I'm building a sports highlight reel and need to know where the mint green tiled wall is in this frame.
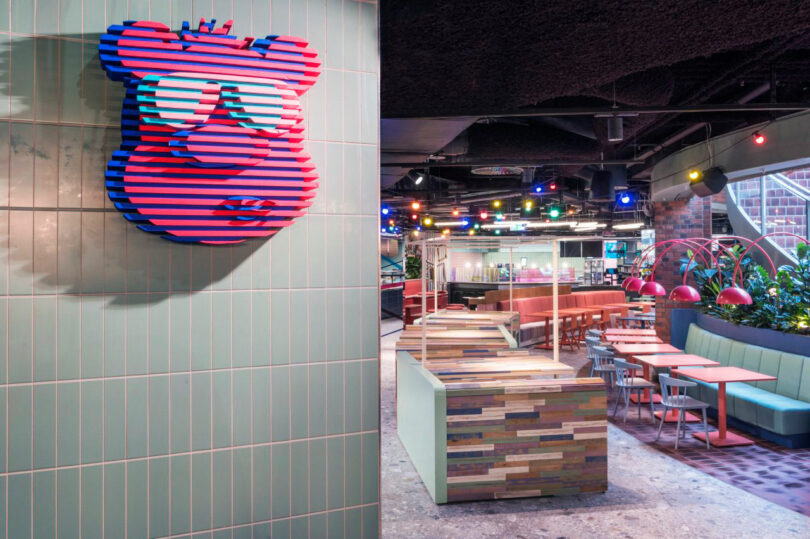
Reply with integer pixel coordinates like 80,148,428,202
0,0,380,537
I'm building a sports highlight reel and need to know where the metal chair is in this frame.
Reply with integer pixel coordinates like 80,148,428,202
584,336,601,376
586,329,603,339
656,374,711,450
613,358,656,422
591,345,616,388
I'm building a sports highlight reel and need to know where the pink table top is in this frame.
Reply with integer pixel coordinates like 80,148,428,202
605,335,663,343
672,366,776,383
632,354,720,369
613,343,681,355
605,328,657,336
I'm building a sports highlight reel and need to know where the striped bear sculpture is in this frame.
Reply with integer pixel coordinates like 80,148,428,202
99,18,321,244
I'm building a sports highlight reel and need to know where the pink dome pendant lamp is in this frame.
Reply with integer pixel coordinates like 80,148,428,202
719,232,809,306
633,237,715,298
667,237,721,303
716,286,753,305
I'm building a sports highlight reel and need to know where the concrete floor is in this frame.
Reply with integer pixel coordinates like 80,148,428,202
379,319,810,538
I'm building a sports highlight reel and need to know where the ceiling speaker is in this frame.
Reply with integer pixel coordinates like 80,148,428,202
690,167,728,197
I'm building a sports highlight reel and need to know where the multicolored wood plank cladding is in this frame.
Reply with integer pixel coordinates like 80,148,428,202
396,311,520,358
445,377,607,502
426,355,575,384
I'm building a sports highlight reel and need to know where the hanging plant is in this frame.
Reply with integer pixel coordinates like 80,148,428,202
405,255,422,279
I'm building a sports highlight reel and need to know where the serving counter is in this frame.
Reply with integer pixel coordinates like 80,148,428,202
396,352,608,503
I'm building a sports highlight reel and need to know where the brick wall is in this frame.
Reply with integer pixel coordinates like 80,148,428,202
653,195,713,341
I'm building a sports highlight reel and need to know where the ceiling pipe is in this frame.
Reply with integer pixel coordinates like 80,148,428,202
636,82,770,162
386,101,806,121
630,82,772,178
382,158,643,167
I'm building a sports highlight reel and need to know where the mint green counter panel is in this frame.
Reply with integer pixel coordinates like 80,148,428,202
396,352,447,504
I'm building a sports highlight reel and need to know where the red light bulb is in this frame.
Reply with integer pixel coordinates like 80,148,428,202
411,213,418,220
452,208,460,217
479,211,488,220
753,132,766,145
549,182,557,190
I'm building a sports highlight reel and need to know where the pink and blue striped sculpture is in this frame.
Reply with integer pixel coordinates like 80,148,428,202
99,18,321,244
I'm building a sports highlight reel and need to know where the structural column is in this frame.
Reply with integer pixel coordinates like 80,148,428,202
652,195,712,341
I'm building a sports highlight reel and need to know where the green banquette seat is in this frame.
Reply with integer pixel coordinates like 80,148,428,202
680,323,810,444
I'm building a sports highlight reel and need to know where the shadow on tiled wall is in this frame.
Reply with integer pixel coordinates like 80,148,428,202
1,35,264,305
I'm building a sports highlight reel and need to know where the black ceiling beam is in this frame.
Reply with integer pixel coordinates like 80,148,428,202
382,158,644,168
384,102,809,121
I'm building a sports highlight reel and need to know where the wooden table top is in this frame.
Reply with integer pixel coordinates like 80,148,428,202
672,366,777,383
604,335,663,344
632,354,720,368
612,343,681,355
529,307,601,317
605,328,657,336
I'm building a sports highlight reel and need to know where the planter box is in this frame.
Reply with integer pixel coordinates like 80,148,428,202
670,308,810,356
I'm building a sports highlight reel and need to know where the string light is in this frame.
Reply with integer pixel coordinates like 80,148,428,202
548,206,561,219
493,200,501,208
524,200,533,211
479,211,488,220
494,229,501,235
423,217,433,226
411,213,418,220
411,201,421,211
468,229,475,236
381,207,389,215
388,219,395,226
549,181,557,190
441,228,450,235
451,208,460,217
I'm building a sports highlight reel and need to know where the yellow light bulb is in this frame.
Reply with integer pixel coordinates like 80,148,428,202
468,229,475,236
525,201,533,210
442,228,450,235
493,200,501,208
424,217,432,226
688,170,701,181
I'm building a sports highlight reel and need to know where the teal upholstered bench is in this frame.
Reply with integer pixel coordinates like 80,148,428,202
680,323,810,447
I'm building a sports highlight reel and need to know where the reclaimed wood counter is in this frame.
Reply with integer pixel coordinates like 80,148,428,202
397,352,607,503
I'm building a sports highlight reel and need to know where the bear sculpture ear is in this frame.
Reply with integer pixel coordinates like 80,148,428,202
99,21,181,82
